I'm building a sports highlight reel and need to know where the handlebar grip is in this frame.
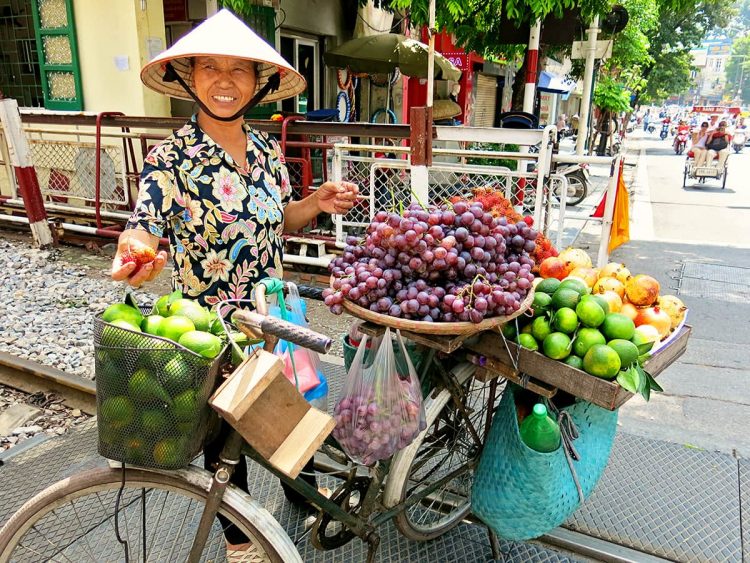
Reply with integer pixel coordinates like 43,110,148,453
296,285,325,301
232,311,332,354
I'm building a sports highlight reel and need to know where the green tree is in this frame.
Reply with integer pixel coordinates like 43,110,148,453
725,35,750,104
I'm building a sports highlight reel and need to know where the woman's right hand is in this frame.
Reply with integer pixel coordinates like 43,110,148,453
111,231,168,288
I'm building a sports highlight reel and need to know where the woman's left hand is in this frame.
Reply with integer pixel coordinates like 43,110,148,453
315,181,359,215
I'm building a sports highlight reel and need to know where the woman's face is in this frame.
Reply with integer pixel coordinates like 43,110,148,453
192,56,257,120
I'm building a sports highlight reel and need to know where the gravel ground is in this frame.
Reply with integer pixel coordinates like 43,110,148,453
0,384,91,453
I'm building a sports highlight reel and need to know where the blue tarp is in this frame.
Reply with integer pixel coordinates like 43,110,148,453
537,70,577,94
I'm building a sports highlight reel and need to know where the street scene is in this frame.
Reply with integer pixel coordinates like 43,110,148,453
0,0,749,562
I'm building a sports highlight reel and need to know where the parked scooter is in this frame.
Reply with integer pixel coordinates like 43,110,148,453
660,122,669,140
674,130,689,155
732,129,746,153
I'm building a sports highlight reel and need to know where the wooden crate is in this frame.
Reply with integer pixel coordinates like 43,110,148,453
209,350,336,479
465,325,692,411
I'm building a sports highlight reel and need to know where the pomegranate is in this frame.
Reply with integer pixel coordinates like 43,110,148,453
593,276,625,299
569,267,599,288
599,290,623,313
539,256,567,280
558,247,592,275
620,303,639,321
625,274,661,307
598,262,632,284
656,295,687,329
634,306,671,338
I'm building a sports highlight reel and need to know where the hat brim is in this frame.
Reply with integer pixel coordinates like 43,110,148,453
141,55,306,104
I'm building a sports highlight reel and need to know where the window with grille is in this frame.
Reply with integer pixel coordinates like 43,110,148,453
30,0,83,110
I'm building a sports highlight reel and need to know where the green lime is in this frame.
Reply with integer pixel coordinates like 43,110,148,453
209,312,226,335
178,330,223,359
171,389,199,422
563,355,584,370
559,277,589,297
536,278,562,295
520,323,533,335
162,356,193,395
631,330,656,355
157,316,196,343
532,292,553,316
531,316,553,342
172,302,211,332
552,307,579,334
153,438,184,467
128,369,172,405
583,294,610,315
572,328,606,358
608,339,640,368
100,396,135,429
583,344,622,379
501,322,518,340
141,315,165,335
542,332,572,360
124,435,148,463
601,313,636,341
550,288,581,311
576,299,606,328
141,408,169,436
517,333,539,351
102,303,143,327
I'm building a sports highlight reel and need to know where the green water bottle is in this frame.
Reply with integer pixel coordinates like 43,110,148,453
519,403,561,453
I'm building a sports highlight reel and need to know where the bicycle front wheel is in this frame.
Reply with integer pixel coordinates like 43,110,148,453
0,466,301,563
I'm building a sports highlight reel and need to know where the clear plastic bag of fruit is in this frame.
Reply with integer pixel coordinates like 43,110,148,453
332,328,426,465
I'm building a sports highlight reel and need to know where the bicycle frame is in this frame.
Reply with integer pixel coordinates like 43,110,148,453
188,345,489,562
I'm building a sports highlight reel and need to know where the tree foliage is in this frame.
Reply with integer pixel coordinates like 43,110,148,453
594,75,632,112
725,35,750,104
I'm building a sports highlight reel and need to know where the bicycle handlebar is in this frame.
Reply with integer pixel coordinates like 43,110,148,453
232,310,332,355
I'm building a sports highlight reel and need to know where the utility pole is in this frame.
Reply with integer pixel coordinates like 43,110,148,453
576,16,600,155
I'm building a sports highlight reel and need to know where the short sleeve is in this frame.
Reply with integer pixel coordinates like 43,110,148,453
125,162,177,238
268,138,293,206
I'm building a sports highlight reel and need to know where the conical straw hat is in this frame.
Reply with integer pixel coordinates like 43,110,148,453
141,9,305,103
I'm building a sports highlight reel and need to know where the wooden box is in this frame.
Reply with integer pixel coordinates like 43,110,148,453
209,350,336,479
466,325,692,411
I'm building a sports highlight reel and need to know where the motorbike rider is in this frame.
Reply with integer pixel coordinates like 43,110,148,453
691,121,710,168
705,121,732,170
674,119,690,150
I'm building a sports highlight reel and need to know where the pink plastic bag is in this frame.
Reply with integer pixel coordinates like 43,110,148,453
332,328,426,465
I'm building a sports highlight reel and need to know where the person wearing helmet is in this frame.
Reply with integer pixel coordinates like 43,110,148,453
109,10,356,559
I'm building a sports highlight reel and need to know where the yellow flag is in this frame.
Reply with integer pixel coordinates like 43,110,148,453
608,163,630,253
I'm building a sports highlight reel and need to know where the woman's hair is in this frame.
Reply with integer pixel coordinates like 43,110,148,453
701,121,709,127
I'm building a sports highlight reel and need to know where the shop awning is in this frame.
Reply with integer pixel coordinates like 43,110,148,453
537,70,576,94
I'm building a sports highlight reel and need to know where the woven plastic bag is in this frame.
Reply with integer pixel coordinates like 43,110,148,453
272,284,325,399
332,328,425,465
471,385,618,540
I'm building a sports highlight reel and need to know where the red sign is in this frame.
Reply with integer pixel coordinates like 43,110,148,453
442,52,468,70
692,105,741,116
163,0,188,22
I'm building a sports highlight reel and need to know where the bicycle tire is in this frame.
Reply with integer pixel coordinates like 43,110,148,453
0,465,301,563
383,363,503,541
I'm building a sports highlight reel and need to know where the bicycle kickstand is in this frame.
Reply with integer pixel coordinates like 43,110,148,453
365,532,381,563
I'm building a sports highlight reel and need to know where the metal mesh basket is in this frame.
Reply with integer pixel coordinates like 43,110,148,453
94,307,228,470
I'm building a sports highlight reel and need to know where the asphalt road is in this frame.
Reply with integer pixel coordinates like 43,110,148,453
611,130,750,456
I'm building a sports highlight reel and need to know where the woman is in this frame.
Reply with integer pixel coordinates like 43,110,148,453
691,121,710,168
110,10,357,560
705,121,731,172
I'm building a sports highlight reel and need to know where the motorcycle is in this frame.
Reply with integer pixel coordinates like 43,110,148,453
660,122,669,140
673,131,689,155
732,129,746,153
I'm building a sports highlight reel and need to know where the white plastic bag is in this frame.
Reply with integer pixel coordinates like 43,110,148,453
332,328,425,465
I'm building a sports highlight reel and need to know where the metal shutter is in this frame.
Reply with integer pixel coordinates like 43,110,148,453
472,74,497,127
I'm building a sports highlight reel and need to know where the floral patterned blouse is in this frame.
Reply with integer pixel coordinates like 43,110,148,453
126,117,292,308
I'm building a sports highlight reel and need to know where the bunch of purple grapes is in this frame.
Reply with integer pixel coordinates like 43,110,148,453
324,200,537,323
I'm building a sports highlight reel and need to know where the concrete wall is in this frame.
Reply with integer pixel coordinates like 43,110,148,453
73,0,169,116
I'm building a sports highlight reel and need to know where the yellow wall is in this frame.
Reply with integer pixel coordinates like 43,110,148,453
73,0,170,116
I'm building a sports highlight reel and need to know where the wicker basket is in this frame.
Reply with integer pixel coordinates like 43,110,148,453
94,308,228,470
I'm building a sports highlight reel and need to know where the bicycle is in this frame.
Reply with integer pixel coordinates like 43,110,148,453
0,282,506,562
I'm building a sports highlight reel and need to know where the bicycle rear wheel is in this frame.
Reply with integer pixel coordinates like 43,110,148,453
384,363,504,541
0,466,300,563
